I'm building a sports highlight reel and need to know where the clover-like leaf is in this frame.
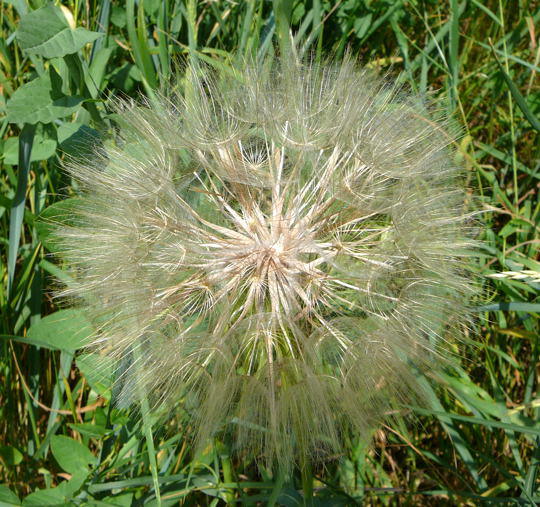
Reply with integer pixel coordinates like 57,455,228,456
16,4,102,59
51,435,97,475
6,67,83,124
2,135,57,165
26,309,93,352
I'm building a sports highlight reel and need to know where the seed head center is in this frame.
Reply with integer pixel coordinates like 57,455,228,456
240,232,294,274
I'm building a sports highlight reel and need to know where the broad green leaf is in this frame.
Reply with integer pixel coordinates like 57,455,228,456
57,122,100,158
353,14,372,39
22,487,67,507
111,5,128,28
0,445,23,466
62,473,88,499
35,197,85,253
0,333,67,350
26,309,93,351
50,435,97,474
6,68,83,124
16,4,103,59
76,353,114,398
68,422,109,438
89,47,114,89
109,62,142,93
2,136,57,165
0,485,21,506
100,493,134,506
21,470,87,506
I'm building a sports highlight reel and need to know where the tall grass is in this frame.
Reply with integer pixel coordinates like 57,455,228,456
0,0,538,504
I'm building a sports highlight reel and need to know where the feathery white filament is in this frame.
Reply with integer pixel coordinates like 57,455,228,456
54,55,475,472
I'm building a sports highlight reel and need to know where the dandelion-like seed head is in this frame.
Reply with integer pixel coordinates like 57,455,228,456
55,54,476,472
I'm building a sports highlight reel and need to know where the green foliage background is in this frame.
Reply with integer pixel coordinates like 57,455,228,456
0,0,539,504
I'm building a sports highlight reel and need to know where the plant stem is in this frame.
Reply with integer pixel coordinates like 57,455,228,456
301,464,313,506
135,345,162,506
267,467,285,506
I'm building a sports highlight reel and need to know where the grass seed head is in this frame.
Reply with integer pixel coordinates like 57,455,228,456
55,53,476,472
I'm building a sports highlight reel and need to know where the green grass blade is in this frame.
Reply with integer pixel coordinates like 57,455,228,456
409,407,540,436
449,0,460,109
522,437,540,501
272,0,292,55
7,123,35,299
470,0,502,26
414,375,488,490
474,302,540,313
126,0,157,89
89,0,111,62
490,45,540,132
237,0,257,59
157,0,170,82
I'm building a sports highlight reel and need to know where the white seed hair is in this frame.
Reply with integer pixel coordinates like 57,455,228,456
54,54,476,472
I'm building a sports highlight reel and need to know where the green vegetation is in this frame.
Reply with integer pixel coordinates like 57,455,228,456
1,0,538,504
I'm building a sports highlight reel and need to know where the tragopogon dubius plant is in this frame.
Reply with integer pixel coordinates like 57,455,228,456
54,53,476,473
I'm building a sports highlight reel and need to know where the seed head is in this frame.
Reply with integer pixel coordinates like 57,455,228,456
54,54,475,472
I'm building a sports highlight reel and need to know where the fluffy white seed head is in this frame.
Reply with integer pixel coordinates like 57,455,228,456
54,54,476,472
